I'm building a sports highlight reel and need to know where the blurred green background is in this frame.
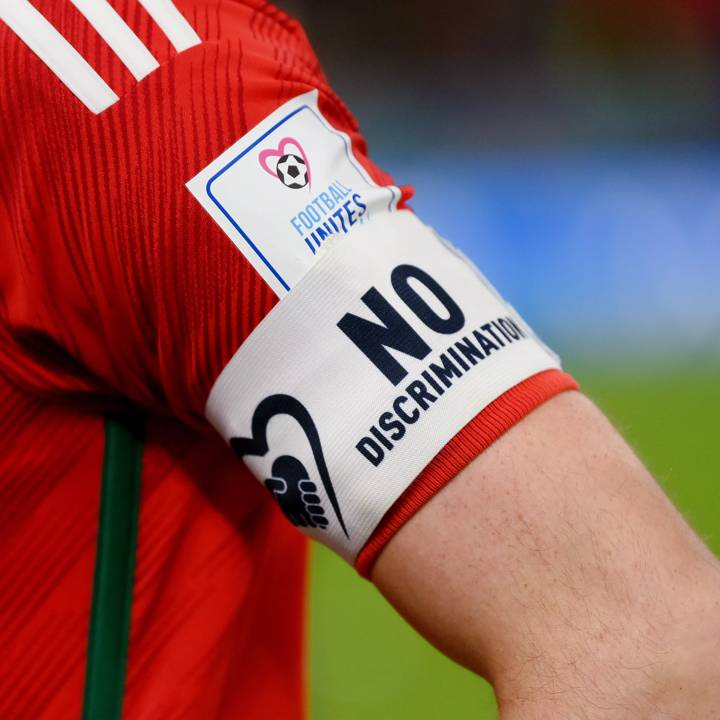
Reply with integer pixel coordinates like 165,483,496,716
271,0,720,716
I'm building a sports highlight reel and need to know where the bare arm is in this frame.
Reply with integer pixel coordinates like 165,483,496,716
373,391,720,719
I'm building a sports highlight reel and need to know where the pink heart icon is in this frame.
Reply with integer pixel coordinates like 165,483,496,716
258,137,312,187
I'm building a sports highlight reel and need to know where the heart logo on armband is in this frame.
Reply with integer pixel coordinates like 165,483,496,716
230,394,348,537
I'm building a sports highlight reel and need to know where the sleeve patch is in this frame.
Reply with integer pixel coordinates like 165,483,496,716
186,90,401,297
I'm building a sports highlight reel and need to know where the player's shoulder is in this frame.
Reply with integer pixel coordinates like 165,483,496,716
0,0,317,118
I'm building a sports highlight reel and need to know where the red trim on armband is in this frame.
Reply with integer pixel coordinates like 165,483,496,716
355,368,579,578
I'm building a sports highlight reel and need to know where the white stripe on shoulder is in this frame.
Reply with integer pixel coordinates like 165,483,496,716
0,0,118,114
137,0,201,53
69,0,159,81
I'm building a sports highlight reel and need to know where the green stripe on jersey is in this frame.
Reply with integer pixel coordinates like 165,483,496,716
82,416,143,720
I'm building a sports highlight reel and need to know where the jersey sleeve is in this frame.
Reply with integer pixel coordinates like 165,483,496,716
0,1,577,572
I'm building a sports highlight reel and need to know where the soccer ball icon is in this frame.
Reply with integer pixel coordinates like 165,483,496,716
276,153,309,189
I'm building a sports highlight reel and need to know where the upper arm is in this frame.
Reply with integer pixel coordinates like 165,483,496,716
1,0,575,569
371,389,720,711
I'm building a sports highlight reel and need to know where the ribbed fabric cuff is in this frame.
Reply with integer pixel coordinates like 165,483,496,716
355,368,579,578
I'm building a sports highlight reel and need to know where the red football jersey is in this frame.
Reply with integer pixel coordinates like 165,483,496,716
0,1,576,718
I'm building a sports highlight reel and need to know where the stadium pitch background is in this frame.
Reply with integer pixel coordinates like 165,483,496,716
308,148,720,719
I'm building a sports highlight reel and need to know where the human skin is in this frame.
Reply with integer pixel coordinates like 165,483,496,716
372,391,720,719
